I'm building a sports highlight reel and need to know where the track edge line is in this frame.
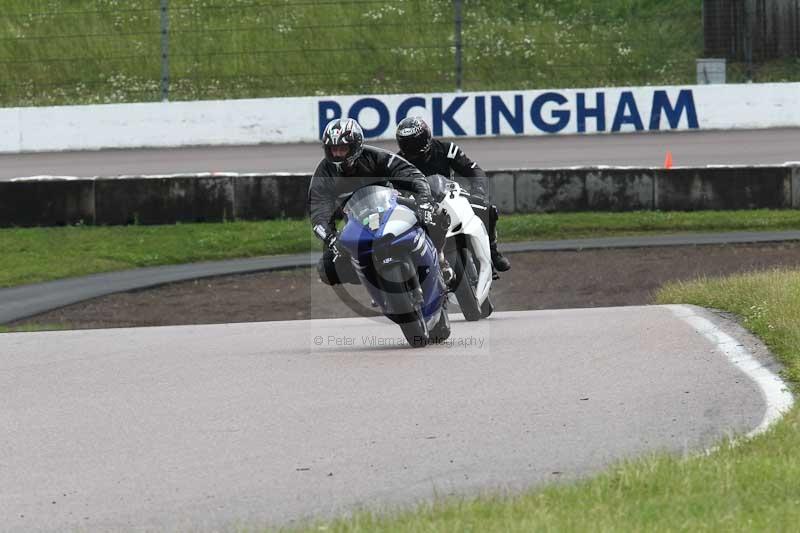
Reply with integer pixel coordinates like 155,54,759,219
665,304,794,438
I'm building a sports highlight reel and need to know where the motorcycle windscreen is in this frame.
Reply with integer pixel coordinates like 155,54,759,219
381,206,417,237
342,185,394,226
339,185,395,257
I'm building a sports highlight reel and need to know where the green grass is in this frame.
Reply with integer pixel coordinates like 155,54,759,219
3,209,800,288
0,324,70,333
284,269,800,532
0,219,315,288
0,0,707,107
500,209,800,241
4,1,799,107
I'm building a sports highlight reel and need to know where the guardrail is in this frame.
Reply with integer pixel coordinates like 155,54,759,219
1,165,798,227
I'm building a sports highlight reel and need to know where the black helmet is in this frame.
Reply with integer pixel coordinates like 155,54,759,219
322,118,364,172
396,116,432,160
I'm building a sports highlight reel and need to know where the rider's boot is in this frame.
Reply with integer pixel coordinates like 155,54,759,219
487,204,511,272
491,241,511,272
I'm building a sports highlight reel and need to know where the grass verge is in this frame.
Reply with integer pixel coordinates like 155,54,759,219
3,209,800,288
288,269,800,532
0,323,69,333
2,0,704,106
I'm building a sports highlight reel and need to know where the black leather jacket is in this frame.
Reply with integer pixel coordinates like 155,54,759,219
398,139,488,198
308,145,432,241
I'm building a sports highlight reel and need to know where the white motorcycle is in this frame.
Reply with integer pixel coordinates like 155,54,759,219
428,174,494,321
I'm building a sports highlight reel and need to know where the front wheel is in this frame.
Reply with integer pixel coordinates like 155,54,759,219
397,310,429,348
449,245,482,322
429,307,451,344
480,297,494,319
380,262,429,348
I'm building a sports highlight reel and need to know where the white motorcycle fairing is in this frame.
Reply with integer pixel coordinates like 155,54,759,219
437,180,493,305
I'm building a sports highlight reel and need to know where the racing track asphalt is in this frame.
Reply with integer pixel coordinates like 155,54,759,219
1,128,800,179
0,305,789,531
3,231,800,324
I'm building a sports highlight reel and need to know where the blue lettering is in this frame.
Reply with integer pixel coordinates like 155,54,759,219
611,92,644,132
491,95,524,134
395,97,426,125
348,98,390,138
530,92,570,133
650,90,699,130
318,100,342,138
475,96,487,136
432,96,467,136
577,92,606,133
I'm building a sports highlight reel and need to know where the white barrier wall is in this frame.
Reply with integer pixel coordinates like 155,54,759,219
1,83,799,153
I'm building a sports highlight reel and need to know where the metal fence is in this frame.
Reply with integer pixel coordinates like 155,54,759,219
0,0,796,108
704,0,800,79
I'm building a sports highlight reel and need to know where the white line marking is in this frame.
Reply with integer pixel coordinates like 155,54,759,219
667,304,794,438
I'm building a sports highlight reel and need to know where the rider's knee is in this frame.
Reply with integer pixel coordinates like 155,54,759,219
428,210,450,250
318,257,339,286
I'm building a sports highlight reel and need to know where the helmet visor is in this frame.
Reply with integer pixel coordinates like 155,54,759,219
329,145,351,162
398,134,429,157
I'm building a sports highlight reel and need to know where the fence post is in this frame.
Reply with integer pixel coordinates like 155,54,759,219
160,0,170,101
454,0,463,91
744,0,754,81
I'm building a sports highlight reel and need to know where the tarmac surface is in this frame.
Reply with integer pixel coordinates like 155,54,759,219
2,128,799,179
0,306,777,532
2,126,798,529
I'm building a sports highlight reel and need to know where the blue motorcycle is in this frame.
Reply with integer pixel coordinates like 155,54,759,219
337,185,451,348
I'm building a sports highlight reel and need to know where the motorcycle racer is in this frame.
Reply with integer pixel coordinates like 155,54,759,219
309,118,453,286
395,116,511,272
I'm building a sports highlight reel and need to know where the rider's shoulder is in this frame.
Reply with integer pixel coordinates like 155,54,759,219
313,158,335,177
362,145,404,167
360,144,389,158
430,138,446,149
429,138,452,156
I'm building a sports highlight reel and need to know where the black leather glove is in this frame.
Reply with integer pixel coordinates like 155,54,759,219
416,202,436,227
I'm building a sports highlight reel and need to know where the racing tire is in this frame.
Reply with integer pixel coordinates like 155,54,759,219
428,307,451,344
397,312,429,348
380,262,429,348
448,244,482,322
480,297,494,319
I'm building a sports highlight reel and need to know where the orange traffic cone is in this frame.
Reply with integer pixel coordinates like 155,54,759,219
664,151,673,169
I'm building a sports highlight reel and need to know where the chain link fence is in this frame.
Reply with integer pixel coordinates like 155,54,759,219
1,0,797,108
704,0,800,81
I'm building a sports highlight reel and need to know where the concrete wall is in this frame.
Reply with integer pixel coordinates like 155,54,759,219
1,166,797,227
2,83,800,153
792,165,800,210
0,180,95,227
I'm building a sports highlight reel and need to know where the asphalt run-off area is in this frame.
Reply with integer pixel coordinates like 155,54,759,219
2,128,799,179
0,306,790,531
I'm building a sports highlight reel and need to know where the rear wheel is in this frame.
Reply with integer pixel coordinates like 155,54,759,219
449,244,481,321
